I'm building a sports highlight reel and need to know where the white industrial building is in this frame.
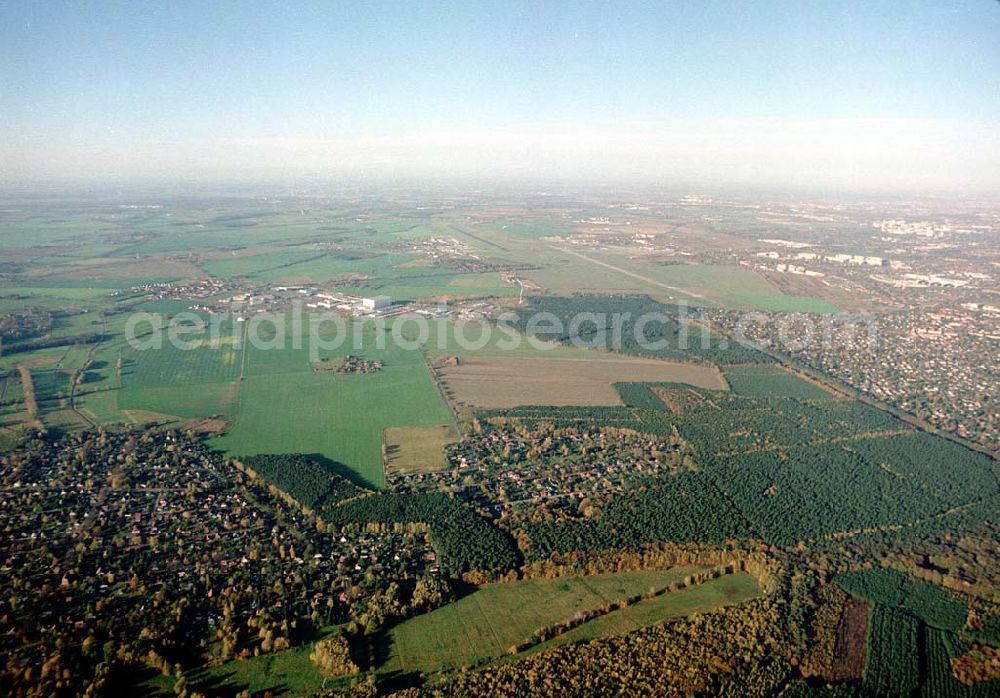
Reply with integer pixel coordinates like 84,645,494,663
362,296,392,310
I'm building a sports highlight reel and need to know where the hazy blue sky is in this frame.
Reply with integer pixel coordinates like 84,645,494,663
2,1,998,191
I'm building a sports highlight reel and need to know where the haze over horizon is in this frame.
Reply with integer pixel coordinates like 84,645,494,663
2,1,998,193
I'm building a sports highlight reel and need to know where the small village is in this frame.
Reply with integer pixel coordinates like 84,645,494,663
0,429,448,685
388,421,692,514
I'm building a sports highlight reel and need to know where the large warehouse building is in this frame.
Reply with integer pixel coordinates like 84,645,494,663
361,296,392,311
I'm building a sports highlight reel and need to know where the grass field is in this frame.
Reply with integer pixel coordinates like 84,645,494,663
38,407,90,431
30,313,461,487
120,318,242,387
30,366,73,400
523,259,660,298
381,568,759,675
0,286,113,301
437,355,728,408
199,249,327,279
383,424,458,474
200,247,521,301
116,382,239,419
524,255,839,312
640,264,839,312
523,572,762,656
211,327,454,488
75,390,128,424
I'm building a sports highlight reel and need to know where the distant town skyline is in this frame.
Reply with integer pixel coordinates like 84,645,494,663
2,1,998,192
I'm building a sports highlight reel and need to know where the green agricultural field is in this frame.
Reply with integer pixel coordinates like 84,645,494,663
38,407,90,432
75,389,128,425
350,279,518,302
120,318,243,388
722,365,835,400
524,259,657,298
0,371,31,439
212,324,454,487
380,566,714,675
0,286,112,301
201,243,521,300
252,252,408,284
471,218,574,241
641,264,839,311
199,250,317,279
522,572,762,657
52,345,95,370
30,366,73,401
103,214,364,258
0,218,111,250
0,348,72,373
525,256,838,312
448,271,515,290
0,371,24,404
117,382,239,420
107,312,458,485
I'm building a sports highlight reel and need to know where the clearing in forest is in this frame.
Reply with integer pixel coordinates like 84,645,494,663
829,598,870,682
383,424,458,474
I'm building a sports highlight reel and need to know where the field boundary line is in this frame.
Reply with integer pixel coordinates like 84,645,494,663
420,348,465,430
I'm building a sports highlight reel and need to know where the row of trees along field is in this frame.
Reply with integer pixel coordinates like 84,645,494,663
1,331,107,357
421,598,788,696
